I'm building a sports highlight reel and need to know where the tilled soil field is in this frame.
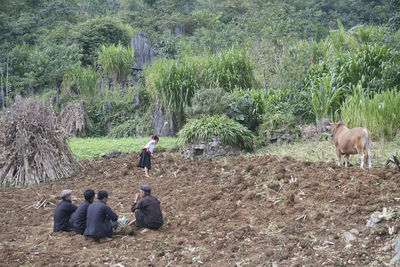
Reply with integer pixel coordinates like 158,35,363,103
1,152,400,266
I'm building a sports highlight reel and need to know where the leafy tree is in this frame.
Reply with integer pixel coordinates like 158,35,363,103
76,18,130,65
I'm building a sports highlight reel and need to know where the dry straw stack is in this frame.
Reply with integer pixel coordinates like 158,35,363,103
57,100,91,137
0,96,80,186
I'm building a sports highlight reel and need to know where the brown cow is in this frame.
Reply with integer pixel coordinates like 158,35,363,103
326,122,371,168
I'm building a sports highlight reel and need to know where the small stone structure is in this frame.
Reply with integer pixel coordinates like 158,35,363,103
263,128,295,144
182,137,235,159
299,124,320,141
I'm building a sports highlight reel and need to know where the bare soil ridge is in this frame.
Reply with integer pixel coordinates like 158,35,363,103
1,153,400,265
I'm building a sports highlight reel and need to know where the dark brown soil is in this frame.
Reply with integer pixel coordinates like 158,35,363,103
1,153,400,266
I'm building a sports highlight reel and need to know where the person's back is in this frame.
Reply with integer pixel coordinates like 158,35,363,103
53,190,77,232
71,189,95,234
84,190,118,239
139,195,163,229
131,185,163,230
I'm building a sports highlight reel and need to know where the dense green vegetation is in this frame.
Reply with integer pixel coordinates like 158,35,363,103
177,115,255,151
1,0,400,145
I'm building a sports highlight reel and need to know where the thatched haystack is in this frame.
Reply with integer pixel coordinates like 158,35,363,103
0,97,80,186
57,100,91,137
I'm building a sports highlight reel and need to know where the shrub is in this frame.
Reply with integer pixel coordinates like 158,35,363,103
258,88,310,136
98,43,134,82
9,42,81,94
185,87,227,119
76,18,130,65
341,86,400,140
108,119,137,138
63,65,99,99
222,90,260,131
177,115,254,151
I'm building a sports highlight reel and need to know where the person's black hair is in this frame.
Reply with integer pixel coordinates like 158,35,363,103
97,190,108,200
84,189,95,201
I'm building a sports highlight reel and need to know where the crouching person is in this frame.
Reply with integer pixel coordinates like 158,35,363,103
71,189,95,235
54,189,77,232
84,190,118,240
131,185,163,230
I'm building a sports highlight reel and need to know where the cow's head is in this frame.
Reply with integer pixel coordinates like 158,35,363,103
326,122,343,136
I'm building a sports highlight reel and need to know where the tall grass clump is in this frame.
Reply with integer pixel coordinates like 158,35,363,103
98,43,134,82
337,43,399,94
341,85,400,140
203,47,254,91
145,56,200,128
63,66,100,99
306,72,343,125
177,115,254,151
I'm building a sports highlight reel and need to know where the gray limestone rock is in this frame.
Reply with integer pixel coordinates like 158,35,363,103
366,211,383,227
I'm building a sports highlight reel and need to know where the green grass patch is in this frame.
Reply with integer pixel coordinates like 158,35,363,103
68,137,178,159
258,139,400,167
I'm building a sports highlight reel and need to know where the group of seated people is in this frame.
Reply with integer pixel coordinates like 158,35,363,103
53,184,163,240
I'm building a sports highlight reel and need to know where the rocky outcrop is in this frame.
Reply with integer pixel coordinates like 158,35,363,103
151,101,176,137
130,31,158,71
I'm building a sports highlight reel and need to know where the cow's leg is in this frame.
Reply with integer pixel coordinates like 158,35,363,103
344,154,350,167
336,149,342,166
360,153,365,168
366,139,372,168
356,143,365,168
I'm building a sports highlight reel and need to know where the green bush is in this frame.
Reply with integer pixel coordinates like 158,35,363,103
177,115,254,151
9,41,81,94
108,119,137,138
341,86,400,140
222,90,260,131
98,43,134,82
85,97,138,137
185,87,227,119
76,18,130,65
260,89,307,130
63,65,99,99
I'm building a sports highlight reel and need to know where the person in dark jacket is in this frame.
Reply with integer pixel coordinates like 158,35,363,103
71,189,95,235
84,190,118,239
131,185,163,230
53,189,78,232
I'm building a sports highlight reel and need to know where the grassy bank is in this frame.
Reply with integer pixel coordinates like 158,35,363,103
68,137,178,159
68,136,400,168
258,139,400,167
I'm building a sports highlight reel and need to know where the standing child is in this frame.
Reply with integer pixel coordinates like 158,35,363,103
137,135,159,177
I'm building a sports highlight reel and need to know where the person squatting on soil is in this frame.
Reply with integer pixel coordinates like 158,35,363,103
53,189,78,232
131,184,163,230
137,135,159,177
84,190,118,240
71,189,95,235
